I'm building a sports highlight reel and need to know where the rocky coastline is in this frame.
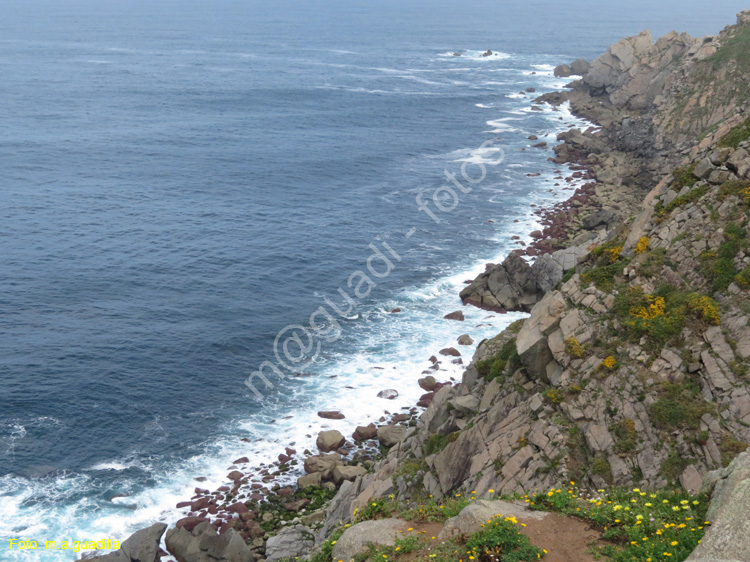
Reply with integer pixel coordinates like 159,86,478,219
87,11,750,562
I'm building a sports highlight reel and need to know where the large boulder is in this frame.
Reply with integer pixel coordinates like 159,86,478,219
439,500,547,540
304,452,343,477
166,522,253,562
316,430,345,452
265,526,315,562
377,425,407,448
570,58,590,76
515,291,566,381
333,465,368,484
87,523,167,562
687,451,750,561
331,519,410,562
460,252,563,313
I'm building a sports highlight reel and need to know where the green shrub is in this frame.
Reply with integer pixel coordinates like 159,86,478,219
422,432,458,456
580,260,628,292
465,515,545,562
476,337,520,382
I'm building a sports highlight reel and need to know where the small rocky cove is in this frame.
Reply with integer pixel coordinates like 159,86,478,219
87,11,750,562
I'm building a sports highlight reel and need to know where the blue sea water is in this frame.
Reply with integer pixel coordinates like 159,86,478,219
1,0,747,558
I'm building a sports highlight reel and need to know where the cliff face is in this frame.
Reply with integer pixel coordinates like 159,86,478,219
315,9,750,560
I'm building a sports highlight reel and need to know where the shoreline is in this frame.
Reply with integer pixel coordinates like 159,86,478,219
65,78,603,561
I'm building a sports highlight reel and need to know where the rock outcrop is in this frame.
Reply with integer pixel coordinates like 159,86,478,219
87,523,167,562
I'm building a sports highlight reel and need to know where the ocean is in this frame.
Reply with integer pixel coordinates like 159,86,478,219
1,0,746,558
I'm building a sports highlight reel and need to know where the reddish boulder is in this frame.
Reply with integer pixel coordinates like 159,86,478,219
317,411,345,420
226,502,250,514
175,516,208,533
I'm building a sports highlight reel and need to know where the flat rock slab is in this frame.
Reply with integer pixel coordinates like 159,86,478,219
266,526,315,562
438,499,548,540
331,519,410,561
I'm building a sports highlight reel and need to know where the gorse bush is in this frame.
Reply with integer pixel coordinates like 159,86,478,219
613,285,721,349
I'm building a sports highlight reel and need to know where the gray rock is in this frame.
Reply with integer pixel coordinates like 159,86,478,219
457,334,474,346
582,209,617,230
554,63,573,77
570,58,590,76
265,526,315,562
377,425,407,448
460,252,563,313
332,465,368,484
331,519,409,562
693,157,714,180
297,472,323,489
316,429,346,453
166,524,253,562
377,389,399,400
687,451,750,562
87,523,167,562
439,500,547,540
304,452,343,476
450,394,480,415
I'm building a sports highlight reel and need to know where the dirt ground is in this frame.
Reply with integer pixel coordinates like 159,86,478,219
519,512,601,562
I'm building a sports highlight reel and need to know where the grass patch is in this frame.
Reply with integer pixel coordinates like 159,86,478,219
700,222,746,293
659,185,707,217
718,116,750,149
671,163,699,191
719,434,749,467
648,382,716,431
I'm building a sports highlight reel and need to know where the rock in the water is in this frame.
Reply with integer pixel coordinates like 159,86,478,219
443,310,465,321
439,347,461,357
87,523,167,562
457,334,474,346
377,425,407,447
265,526,315,562
316,430,346,453
352,423,378,441
554,63,573,77
377,389,399,400
439,500,547,540
331,519,410,562
317,410,345,420
418,375,438,391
